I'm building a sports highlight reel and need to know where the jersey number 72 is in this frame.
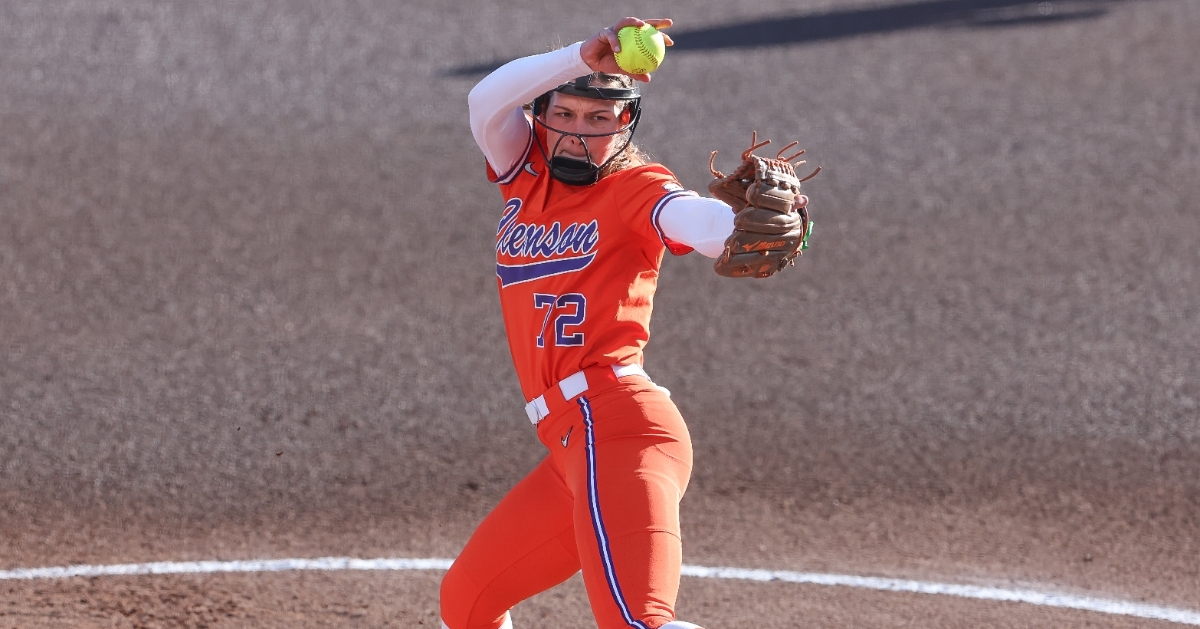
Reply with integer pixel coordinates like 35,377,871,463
533,293,586,348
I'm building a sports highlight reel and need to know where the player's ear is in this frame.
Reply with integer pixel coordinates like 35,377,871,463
533,92,555,118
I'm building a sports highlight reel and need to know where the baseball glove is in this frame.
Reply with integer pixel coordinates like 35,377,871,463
708,132,821,278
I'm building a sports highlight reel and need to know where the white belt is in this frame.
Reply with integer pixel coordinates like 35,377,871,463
525,363,663,425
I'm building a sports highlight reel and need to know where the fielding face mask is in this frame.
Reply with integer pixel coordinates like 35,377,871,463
531,76,642,186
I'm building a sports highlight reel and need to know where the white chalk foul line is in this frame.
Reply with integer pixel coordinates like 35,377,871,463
1,558,1197,626
680,565,1200,626
0,557,453,580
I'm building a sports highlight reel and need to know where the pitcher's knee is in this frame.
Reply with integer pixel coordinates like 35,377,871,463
440,561,514,629
439,614,512,629
439,561,475,629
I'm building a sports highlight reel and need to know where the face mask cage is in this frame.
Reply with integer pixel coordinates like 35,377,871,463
530,76,642,186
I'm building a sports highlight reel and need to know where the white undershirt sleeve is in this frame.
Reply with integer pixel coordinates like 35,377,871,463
657,195,736,258
467,42,593,178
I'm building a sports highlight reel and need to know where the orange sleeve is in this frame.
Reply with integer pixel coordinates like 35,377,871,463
614,165,696,256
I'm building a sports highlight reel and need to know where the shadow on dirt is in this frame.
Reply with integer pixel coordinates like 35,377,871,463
447,0,1124,76
668,0,1121,50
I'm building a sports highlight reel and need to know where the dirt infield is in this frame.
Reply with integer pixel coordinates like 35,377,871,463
2,0,1198,627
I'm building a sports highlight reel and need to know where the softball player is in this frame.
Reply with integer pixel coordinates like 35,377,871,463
441,17,805,629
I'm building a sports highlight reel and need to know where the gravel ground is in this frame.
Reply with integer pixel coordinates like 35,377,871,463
1,0,1198,626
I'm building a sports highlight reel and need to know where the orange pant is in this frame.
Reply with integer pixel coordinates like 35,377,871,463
440,376,693,629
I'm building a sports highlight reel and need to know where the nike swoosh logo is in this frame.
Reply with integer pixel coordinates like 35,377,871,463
561,426,573,448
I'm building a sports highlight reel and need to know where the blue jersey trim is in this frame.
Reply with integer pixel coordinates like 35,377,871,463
496,252,596,288
650,190,698,255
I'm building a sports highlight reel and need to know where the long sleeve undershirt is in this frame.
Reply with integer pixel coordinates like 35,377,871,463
467,44,735,259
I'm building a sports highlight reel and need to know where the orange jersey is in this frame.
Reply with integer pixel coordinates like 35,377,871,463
489,148,694,401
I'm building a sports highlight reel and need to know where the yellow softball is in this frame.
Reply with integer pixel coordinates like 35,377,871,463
614,24,666,75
